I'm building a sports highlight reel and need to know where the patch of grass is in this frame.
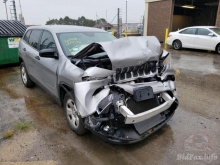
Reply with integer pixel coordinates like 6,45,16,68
14,121,31,131
3,130,14,139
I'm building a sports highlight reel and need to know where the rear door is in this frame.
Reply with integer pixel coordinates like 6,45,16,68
34,30,59,97
20,30,42,78
179,28,197,48
194,28,217,50
20,30,32,74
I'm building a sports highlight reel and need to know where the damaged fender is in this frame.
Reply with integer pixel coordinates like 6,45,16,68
74,78,111,117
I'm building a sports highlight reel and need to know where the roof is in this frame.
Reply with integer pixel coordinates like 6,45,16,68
95,23,113,28
0,20,27,36
178,26,217,31
187,26,217,28
28,25,106,34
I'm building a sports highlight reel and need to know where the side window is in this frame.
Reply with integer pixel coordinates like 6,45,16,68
40,31,56,50
180,28,196,35
23,30,31,43
198,28,211,36
28,30,42,50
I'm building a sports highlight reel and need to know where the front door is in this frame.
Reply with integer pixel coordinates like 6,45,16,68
34,30,59,97
194,28,217,50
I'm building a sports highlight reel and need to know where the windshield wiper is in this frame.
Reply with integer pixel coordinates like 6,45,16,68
67,55,75,58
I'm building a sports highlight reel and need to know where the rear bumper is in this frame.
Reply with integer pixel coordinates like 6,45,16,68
119,92,175,124
167,38,172,46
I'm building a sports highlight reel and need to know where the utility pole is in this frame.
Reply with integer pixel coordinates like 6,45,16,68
11,0,17,21
19,0,23,15
96,12,97,28
3,0,8,20
126,1,128,31
118,8,120,38
106,10,108,23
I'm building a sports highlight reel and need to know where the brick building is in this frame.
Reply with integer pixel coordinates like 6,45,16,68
144,0,220,42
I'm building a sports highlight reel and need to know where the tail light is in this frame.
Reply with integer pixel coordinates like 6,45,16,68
168,34,172,37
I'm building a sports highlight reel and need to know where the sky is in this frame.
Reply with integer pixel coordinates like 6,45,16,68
0,0,145,25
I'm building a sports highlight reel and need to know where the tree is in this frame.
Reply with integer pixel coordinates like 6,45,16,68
97,18,107,25
46,16,107,27
46,16,99,27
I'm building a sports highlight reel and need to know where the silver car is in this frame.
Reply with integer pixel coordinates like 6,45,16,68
19,25,178,144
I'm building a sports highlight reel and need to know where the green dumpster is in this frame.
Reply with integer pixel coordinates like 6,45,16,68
0,20,26,66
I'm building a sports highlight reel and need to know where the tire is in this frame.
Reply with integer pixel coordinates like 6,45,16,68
216,44,220,54
173,40,182,50
20,62,35,88
64,93,87,135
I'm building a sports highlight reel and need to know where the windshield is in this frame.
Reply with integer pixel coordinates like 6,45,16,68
210,28,220,35
57,32,116,56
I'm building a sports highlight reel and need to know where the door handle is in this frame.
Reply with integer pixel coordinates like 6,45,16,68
35,56,40,60
23,48,26,51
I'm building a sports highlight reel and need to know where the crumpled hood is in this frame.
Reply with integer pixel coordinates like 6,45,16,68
75,36,161,70
99,36,161,69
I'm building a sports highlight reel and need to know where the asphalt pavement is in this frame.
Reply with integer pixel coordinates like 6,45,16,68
0,45,219,165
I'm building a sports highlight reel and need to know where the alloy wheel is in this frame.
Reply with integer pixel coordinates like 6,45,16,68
174,41,180,49
218,45,220,54
66,99,79,129
21,66,27,85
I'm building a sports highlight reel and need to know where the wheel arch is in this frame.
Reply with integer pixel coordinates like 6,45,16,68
215,42,220,52
59,82,74,107
19,57,23,64
172,39,182,46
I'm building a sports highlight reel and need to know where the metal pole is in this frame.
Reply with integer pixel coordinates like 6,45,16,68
126,1,127,30
12,0,17,21
118,8,120,38
19,0,23,15
3,0,8,20
96,12,97,28
106,10,107,23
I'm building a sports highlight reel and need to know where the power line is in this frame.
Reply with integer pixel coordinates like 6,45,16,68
110,14,118,24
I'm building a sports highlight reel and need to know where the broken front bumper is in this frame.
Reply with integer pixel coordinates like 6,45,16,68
85,96,178,144
118,92,175,124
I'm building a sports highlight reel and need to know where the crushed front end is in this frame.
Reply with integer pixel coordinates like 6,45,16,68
72,37,179,144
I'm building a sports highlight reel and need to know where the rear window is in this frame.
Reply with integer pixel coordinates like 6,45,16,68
210,28,220,35
180,28,196,35
28,30,42,50
23,30,31,43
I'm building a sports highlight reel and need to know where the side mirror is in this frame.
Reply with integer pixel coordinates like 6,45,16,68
208,33,215,37
39,49,58,59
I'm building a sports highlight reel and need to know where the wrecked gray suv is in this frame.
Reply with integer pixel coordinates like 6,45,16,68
19,25,178,144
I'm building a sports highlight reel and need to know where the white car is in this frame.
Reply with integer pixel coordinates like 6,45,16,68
167,26,220,54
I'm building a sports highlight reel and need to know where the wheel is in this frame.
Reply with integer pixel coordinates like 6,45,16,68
216,44,220,54
173,40,182,50
20,62,35,88
64,93,87,135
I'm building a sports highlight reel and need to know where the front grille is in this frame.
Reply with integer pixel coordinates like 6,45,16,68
115,61,157,82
